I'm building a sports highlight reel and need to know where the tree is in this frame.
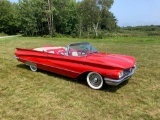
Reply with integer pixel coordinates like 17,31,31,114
77,0,100,37
0,0,117,37
0,0,20,34
18,0,48,36
46,0,54,36
18,0,78,36
55,0,78,35
101,9,117,31
77,0,115,37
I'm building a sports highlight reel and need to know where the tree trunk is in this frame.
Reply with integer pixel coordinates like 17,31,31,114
87,25,90,38
93,22,99,37
79,20,82,37
51,12,54,35
47,0,53,36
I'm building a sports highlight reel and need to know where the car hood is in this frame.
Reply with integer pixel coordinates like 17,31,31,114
87,52,136,69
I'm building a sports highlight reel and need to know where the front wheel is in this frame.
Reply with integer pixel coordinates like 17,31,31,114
86,72,104,90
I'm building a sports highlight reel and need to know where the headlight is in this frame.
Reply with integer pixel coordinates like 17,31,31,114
118,71,124,79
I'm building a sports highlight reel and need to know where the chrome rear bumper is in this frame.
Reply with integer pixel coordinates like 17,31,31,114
104,67,136,86
14,56,19,59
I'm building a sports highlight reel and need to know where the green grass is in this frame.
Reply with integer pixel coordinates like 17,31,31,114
0,36,160,119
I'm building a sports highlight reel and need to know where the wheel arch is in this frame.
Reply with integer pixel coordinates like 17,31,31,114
78,70,105,78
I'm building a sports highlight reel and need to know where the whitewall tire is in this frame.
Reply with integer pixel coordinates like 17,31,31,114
87,72,104,90
30,64,37,72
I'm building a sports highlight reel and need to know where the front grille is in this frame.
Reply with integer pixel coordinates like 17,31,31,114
124,68,132,76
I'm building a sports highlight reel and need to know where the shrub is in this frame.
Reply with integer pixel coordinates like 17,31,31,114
0,32,7,36
43,35,51,38
147,31,160,36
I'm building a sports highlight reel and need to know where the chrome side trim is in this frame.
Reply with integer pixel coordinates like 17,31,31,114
104,67,136,86
19,58,81,74
39,62,81,74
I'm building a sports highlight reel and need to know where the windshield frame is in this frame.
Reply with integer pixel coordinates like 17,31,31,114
66,42,98,56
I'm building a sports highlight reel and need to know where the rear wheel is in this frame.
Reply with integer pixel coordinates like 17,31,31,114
30,64,37,72
87,72,104,90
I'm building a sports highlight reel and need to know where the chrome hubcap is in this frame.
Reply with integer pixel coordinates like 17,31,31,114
89,73,101,87
94,78,98,83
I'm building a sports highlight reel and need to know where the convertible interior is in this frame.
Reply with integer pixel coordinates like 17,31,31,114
33,42,98,57
33,46,82,56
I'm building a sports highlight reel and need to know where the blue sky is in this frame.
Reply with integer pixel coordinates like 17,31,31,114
10,0,160,27
111,0,160,26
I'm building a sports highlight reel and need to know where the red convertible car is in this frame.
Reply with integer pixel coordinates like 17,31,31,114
15,42,136,90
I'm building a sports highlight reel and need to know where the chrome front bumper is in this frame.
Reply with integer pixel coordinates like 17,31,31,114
104,67,136,86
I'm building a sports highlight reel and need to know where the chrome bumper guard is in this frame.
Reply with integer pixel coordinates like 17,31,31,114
104,67,136,86
14,56,19,59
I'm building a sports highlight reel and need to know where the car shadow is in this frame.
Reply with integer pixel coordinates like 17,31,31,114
16,64,86,84
102,80,129,92
16,64,129,92
16,64,29,70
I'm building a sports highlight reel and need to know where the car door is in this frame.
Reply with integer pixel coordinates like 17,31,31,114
47,52,86,78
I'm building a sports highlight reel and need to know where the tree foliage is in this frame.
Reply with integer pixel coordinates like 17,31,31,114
0,0,20,34
77,0,117,37
0,0,117,37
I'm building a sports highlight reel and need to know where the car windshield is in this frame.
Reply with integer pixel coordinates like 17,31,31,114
67,42,98,56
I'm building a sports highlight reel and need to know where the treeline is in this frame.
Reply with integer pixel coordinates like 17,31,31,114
0,0,117,37
122,25,160,31
105,25,160,37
